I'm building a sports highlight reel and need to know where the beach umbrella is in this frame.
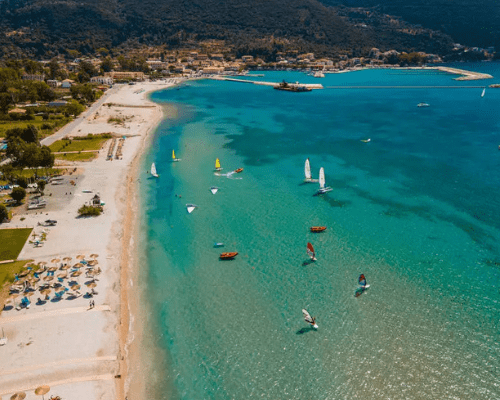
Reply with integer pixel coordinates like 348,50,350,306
38,261,48,266
63,257,72,262
87,260,98,266
72,284,81,291
8,293,19,307
73,263,84,269
60,264,70,270
43,276,53,281
76,255,86,260
47,267,57,272
40,288,51,296
71,271,82,277
35,385,50,400
85,282,97,289
57,273,67,279
18,270,30,278
51,258,60,263
89,253,99,259
10,392,26,400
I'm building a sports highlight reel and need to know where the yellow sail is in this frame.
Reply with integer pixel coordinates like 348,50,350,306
215,158,221,169
172,150,176,160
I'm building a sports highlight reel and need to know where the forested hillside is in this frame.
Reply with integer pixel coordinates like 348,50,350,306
322,0,500,48
0,0,454,58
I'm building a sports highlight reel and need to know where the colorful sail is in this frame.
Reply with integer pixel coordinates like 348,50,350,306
305,158,311,180
358,274,367,287
307,242,316,260
172,150,176,160
215,158,221,170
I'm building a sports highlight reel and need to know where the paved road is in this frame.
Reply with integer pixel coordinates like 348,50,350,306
40,85,118,147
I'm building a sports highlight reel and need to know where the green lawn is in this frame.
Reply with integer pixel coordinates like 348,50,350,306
49,136,109,152
0,116,71,138
55,152,98,162
0,228,32,261
0,260,31,286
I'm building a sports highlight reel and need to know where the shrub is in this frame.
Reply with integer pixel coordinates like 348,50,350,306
78,205,102,217
0,204,8,222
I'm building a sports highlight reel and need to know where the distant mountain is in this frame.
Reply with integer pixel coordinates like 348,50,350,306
0,0,454,59
321,0,500,49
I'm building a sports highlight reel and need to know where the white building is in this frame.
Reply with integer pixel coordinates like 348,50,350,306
90,76,114,85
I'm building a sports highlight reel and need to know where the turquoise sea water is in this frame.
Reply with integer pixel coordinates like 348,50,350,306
141,63,500,399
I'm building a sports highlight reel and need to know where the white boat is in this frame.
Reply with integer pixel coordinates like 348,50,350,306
313,71,325,78
361,138,371,143
481,88,486,98
302,309,318,329
210,186,219,195
186,204,198,214
417,103,430,108
172,150,181,162
215,158,222,171
304,158,318,183
307,242,317,261
317,167,332,194
151,162,159,178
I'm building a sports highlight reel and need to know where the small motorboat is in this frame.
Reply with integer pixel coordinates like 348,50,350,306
310,226,327,233
234,168,244,173
417,103,430,108
219,252,238,260
214,242,224,248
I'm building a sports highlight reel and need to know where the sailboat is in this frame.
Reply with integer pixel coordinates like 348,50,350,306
150,162,159,178
358,274,370,289
481,87,486,98
172,150,181,162
317,167,332,194
215,158,222,171
186,204,198,214
306,242,317,261
302,309,318,329
304,158,318,183
210,186,219,195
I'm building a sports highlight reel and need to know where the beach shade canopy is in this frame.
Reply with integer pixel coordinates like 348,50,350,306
35,385,50,396
71,271,82,277
57,273,67,278
40,288,51,296
47,267,57,272
89,253,99,258
85,281,97,288
11,392,26,400
51,258,60,263
63,257,72,261
60,264,70,270
73,263,84,269
43,276,53,281
18,270,30,277
87,260,98,266
76,255,86,260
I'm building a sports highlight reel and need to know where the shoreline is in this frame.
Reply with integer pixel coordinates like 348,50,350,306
0,80,177,400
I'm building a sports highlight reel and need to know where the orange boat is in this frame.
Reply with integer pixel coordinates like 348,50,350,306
234,168,244,173
310,226,327,232
219,252,238,260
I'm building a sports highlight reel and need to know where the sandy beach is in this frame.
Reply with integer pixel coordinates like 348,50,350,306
0,80,179,400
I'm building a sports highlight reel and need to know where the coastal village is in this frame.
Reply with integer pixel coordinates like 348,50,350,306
0,42,498,399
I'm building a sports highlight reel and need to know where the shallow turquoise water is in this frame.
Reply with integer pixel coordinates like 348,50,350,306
141,64,500,399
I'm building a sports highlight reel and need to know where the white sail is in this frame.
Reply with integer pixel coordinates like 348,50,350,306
305,158,312,180
210,186,219,195
317,167,332,194
151,163,158,177
302,309,318,329
319,167,325,189
186,204,197,214
481,88,486,98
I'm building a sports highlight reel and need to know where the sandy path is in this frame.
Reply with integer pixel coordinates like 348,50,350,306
0,305,111,324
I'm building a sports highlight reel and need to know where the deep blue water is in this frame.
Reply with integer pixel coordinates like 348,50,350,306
140,63,500,399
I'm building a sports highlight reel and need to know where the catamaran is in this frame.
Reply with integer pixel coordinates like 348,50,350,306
150,162,159,178
302,309,318,329
215,158,222,171
317,167,332,194
481,88,486,98
304,158,318,183
186,204,198,214
210,186,219,195
307,242,317,261
172,150,181,162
